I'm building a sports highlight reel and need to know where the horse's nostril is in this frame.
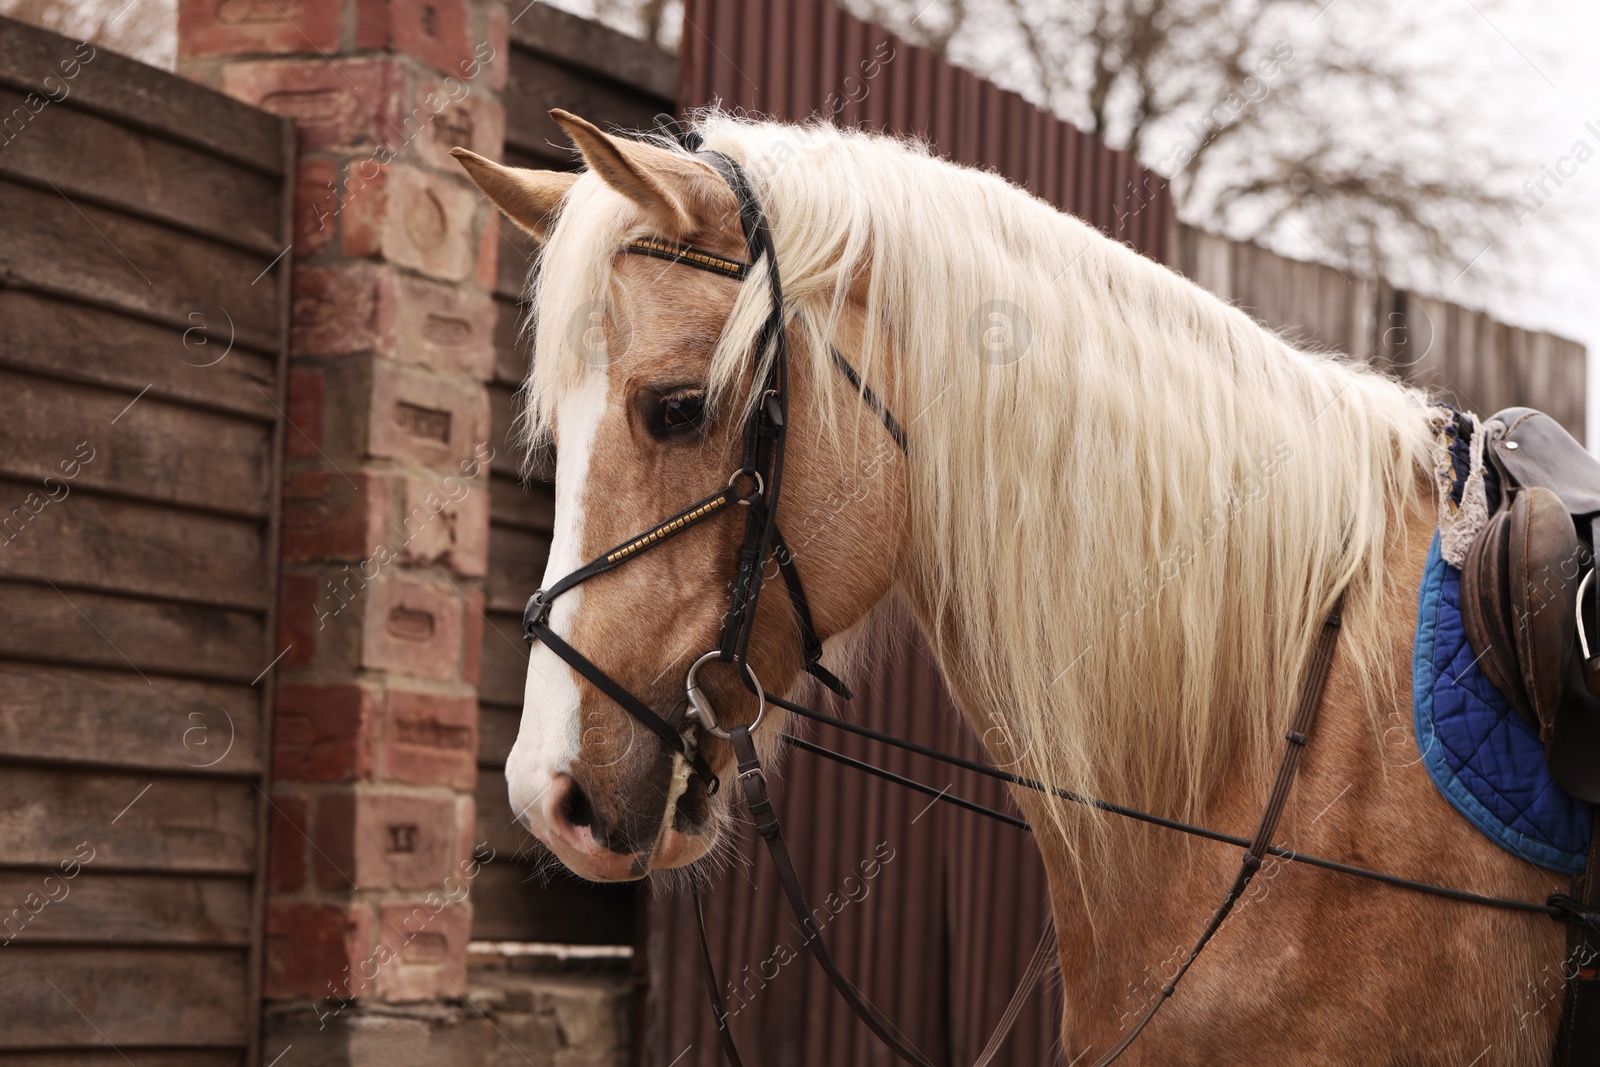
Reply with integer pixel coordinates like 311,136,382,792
561,779,595,830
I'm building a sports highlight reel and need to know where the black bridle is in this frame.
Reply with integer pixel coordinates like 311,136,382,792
522,150,901,795
523,147,1600,1067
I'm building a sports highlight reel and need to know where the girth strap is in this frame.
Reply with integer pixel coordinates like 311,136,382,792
1552,809,1600,1067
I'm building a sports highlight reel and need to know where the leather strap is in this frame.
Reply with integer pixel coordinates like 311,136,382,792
771,525,852,698
1552,809,1600,1066
1088,602,1344,1066
728,725,939,1067
527,617,718,790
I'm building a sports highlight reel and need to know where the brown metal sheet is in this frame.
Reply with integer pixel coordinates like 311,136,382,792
651,1,1173,1063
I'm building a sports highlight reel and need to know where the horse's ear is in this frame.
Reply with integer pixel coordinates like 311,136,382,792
549,108,723,238
450,148,576,241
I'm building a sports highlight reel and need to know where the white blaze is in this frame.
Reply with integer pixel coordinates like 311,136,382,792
506,364,608,830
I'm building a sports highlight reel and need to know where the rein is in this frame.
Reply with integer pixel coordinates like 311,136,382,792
522,148,1600,1066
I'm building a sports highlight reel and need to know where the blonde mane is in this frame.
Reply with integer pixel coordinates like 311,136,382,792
524,112,1443,869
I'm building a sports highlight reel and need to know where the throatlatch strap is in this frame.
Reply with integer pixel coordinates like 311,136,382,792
1552,809,1600,1067
771,526,852,698
1088,602,1344,1067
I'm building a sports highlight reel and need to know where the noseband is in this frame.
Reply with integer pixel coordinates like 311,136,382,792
521,149,907,794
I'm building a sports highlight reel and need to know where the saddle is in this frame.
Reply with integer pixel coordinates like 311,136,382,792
1459,407,1600,804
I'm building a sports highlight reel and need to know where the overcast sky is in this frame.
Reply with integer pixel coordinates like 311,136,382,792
1424,0,1600,445
22,0,1594,441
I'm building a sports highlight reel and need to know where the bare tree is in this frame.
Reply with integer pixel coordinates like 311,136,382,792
848,0,1516,291
0,0,175,68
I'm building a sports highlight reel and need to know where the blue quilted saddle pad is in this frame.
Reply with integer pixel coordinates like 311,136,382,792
1413,532,1592,873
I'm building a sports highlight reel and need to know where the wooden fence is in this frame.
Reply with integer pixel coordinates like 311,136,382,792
0,16,293,1064
1170,224,1587,438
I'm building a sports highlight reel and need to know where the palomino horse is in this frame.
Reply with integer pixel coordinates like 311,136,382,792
454,110,1567,1064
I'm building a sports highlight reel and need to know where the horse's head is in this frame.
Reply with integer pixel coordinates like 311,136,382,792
455,112,908,881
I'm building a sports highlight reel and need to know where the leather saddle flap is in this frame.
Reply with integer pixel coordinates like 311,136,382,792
1508,486,1580,740
1462,507,1530,724
1491,408,1600,518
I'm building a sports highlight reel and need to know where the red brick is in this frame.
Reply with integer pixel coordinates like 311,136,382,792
265,902,372,1000
339,161,389,259
282,470,393,562
285,366,325,459
357,0,472,77
408,79,502,171
220,58,405,154
179,0,341,60
382,689,477,789
277,572,321,671
276,684,379,782
295,158,339,258
372,901,471,1002
367,360,488,468
460,585,484,687
394,274,496,379
373,164,479,281
266,793,309,894
396,471,488,575
314,790,459,891
360,575,465,681
474,216,499,290
292,264,398,357
483,4,508,92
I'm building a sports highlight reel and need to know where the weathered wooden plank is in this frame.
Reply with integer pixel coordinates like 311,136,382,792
504,52,671,162
0,581,265,682
490,474,555,534
0,766,256,873
488,381,551,480
0,16,285,175
495,222,538,305
475,770,539,859
469,858,635,944
0,480,270,611
0,665,263,776
0,85,281,254
0,178,279,350
478,704,520,767
487,524,549,614
0,947,249,1048
510,3,678,99
0,290,277,420
479,609,529,710
1,1053,240,1066
0,371,274,517
0,871,252,945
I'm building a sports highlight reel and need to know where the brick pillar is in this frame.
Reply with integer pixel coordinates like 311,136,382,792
178,0,507,1037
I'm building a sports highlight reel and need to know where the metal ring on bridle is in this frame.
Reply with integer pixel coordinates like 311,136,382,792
684,650,766,739
727,468,764,504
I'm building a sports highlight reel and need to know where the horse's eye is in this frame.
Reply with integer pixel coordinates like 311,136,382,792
657,392,706,436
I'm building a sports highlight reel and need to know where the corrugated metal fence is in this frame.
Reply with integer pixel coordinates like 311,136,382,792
642,2,1174,1064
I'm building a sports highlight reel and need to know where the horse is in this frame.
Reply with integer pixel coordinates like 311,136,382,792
452,109,1568,1065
